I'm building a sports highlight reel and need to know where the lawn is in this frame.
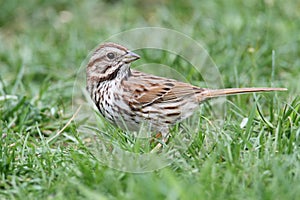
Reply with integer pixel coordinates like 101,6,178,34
0,0,299,199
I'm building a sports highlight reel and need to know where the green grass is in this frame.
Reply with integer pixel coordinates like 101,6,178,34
1,0,300,199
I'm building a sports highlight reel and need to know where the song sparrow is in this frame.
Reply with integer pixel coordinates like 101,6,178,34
86,42,286,146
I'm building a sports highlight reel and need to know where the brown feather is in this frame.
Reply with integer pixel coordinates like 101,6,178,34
123,70,204,105
199,87,287,101
124,70,287,105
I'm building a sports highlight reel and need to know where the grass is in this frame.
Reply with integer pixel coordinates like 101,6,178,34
0,0,300,199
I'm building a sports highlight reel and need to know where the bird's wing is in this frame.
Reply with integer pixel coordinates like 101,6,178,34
123,70,204,108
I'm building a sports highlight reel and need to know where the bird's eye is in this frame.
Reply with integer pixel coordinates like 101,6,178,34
107,52,115,60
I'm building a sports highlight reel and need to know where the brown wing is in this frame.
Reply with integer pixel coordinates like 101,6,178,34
123,70,204,108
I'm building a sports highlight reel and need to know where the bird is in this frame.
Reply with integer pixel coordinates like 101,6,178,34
86,42,287,149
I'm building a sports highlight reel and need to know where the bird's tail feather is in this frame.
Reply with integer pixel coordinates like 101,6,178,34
199,87,287,100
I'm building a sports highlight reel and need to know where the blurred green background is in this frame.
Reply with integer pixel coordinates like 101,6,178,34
0,0,299,199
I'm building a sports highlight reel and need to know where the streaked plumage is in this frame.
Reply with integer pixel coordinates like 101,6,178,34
86,42,287,141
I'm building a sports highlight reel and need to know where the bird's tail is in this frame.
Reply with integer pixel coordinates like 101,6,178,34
198,87,287,101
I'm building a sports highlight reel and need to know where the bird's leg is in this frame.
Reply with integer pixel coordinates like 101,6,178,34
150,132,169,153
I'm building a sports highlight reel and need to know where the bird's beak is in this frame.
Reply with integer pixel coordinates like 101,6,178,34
123,51,140,63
